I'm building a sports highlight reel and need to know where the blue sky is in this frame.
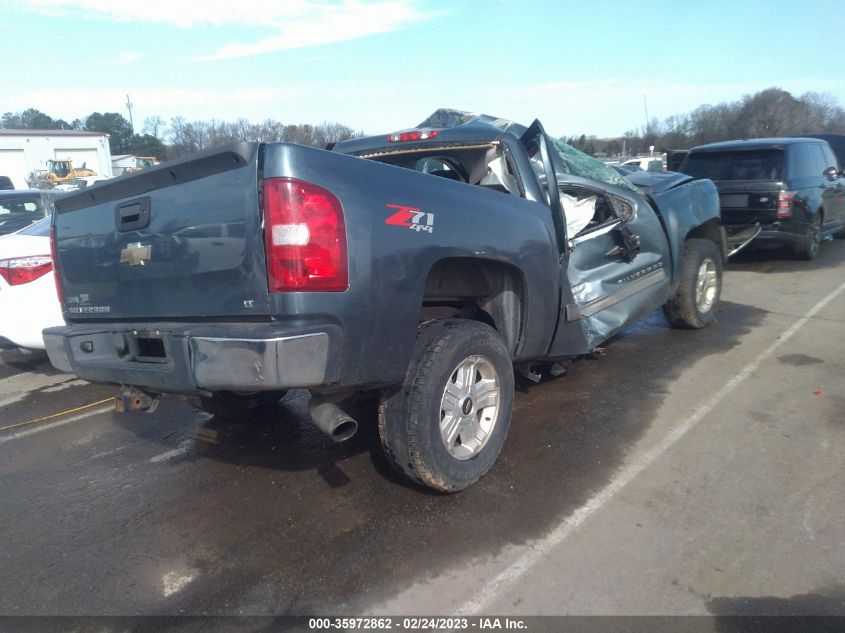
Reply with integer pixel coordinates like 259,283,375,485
1,0,843,138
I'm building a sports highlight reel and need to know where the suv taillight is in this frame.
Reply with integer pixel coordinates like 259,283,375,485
777,191,794,218
0,255,53,286
262,177,348,292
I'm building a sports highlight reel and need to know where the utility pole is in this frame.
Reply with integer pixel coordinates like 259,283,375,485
126,94,135,133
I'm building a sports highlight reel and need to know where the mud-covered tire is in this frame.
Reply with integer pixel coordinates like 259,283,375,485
194,390,287,418
379,319,514,493
793,213,823,260
663,238,722,329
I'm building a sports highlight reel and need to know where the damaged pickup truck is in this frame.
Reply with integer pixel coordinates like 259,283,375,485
45,109,726,492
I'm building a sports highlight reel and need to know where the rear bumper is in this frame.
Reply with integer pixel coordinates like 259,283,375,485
43,322,339,394
726,220,809,245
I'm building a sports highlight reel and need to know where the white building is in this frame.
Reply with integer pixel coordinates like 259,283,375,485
0,130,113,189
111,154,134,176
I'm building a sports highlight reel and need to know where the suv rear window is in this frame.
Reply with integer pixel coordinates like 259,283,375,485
683,149,784,181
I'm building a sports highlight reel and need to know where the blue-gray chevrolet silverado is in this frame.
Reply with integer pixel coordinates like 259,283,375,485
45,110,727,492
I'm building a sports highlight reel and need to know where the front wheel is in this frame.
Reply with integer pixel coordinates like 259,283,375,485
663,238,723,329
379,319,514,493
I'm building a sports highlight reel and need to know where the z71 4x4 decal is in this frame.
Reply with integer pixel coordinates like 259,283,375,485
385,203,435,233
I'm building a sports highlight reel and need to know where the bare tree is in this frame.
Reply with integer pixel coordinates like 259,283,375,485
142,115,165,140
799,92,845,132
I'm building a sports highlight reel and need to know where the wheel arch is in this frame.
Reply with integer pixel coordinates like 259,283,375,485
685,217,725,260
421,257,526,358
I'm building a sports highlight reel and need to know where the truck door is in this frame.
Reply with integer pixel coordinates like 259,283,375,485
555,179,670,351
519,124,670,353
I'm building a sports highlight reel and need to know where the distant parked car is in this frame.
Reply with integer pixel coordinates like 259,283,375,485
666,150,689,172
621,156,664,172
0,218,63,350
680,137,845,259
0,190,57,236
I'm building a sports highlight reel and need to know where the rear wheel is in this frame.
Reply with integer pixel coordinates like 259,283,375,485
663,239,722,329
794,213,822,260
379,319,514,493
194,390,287,418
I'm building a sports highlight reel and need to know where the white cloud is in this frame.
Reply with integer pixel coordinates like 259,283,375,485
197,1,436,61
14,0,440,60
110,51,142,65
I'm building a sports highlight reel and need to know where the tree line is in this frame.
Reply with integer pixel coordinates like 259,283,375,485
1,109,166,158
562,87,845,157
3,86,844,161
0,109,362,160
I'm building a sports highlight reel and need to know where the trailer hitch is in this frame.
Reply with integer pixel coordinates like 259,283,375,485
114,385,161,413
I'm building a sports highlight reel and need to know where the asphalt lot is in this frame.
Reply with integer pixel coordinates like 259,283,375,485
1,240,843,619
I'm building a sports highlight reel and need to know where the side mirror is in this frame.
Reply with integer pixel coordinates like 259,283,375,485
823,166,839,181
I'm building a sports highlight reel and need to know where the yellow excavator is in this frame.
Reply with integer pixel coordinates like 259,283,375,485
35,159,97,188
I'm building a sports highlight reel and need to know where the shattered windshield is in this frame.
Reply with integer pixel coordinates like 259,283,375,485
549,138,637,192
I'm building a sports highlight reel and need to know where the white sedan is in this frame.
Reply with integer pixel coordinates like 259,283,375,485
0,218,64,350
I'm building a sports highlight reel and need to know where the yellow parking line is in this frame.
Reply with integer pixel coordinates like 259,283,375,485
0,397,113,433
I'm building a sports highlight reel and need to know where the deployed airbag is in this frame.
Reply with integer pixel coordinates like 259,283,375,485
560,193,596,237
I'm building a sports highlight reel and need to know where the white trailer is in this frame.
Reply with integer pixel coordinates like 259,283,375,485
0,130,113,189
111,154,133,176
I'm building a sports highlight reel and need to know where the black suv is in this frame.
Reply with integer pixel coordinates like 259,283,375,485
680,137,845,259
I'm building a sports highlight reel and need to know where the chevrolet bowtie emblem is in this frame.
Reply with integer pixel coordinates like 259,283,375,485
120,242,151,266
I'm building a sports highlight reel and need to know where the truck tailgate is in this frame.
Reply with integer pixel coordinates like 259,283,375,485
53,143,270,321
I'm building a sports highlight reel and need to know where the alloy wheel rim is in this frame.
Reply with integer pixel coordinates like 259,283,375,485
439,355,500,460
695,258,718,313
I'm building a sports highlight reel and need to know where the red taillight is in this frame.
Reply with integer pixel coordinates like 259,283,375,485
262,177,347,292
777,191,794,218
49,225,64,302
387,129,440,143
0,255,53,286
